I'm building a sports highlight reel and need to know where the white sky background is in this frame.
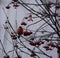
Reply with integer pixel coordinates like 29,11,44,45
0,0,59,58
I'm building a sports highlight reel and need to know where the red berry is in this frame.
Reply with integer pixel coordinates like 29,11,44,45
11,33,17,40
30,53,36,57
47,4,51,8
41,41,44,44
14,45,18,48
11,35,17,40
6,6,10,9
53,13,58,16
21,22,27,26
55,5,60,9
41,31,44,34
48,42,56,47
56,45,60,49
18,55,22,58
30,38,34,40
13,4,19,7
43,46,52,51
49,48,52,50
46,48,52,51
48,43,56,47
12,0,18,2
29,14,32,17
45,39,49,42
29,41,36,46
28,14,33,21
23,31,32,36
43,46,49,49
12,36,17,40
4,55,9,58
23,31,28,36
35,41,41,45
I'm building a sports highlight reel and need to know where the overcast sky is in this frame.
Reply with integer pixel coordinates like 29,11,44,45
0,0,59,58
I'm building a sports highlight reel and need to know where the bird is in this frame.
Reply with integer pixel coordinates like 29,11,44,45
17,26,23,38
